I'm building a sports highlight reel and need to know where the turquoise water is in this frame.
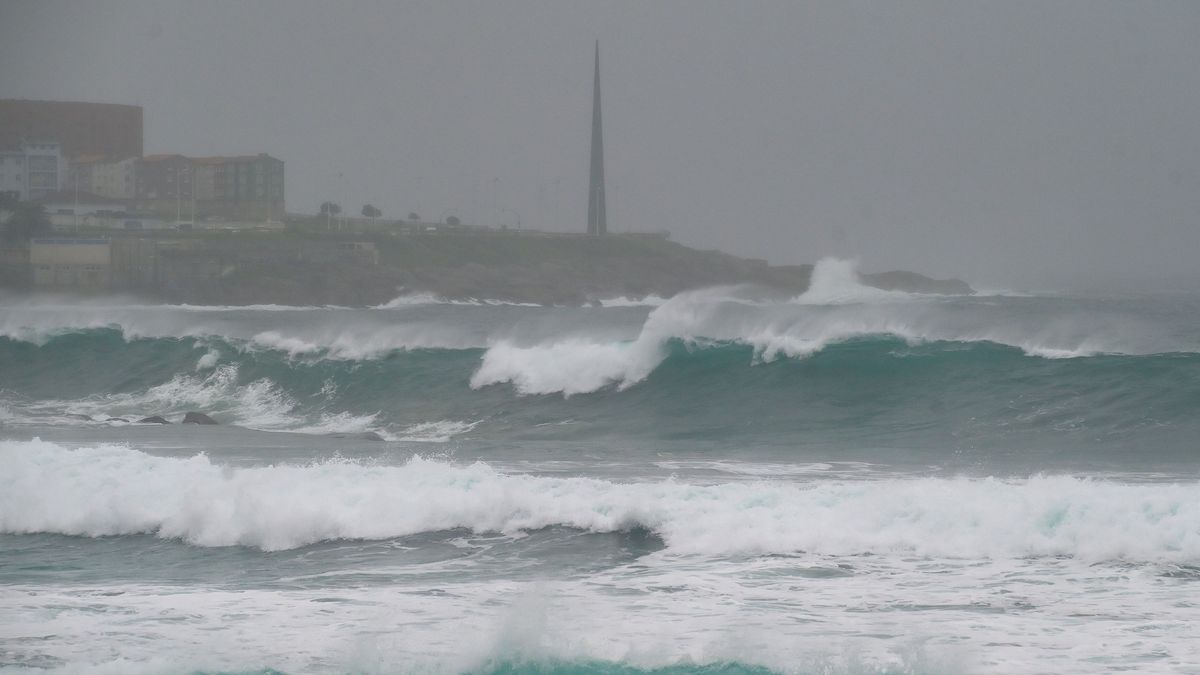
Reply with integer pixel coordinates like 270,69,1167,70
2,267,1199,673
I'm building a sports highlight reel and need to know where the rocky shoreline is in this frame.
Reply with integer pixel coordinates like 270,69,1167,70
140,231,972,306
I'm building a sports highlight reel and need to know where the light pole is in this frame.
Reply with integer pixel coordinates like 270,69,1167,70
553,177,563,230
174,164,190,225
491,176,500,226
336,171,345,231
73,167,80,232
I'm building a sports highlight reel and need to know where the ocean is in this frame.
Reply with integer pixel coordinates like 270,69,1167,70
2,259,1198,674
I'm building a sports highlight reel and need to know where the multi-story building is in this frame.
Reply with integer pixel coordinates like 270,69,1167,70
0,147,23,201
0,140,64,201
0,100,143,161
69,155,137,200
134,154,194,221
135,153,284,222
192,154,284,221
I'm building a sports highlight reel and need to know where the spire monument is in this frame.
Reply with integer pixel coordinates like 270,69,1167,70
587,40,607,236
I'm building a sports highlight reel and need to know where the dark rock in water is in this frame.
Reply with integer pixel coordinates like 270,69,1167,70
66,413,94,421
182,412,219,425
860,270,974,295
106,417,129,423
138,415,171,424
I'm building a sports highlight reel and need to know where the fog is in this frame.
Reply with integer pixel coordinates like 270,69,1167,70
3,1,1199,290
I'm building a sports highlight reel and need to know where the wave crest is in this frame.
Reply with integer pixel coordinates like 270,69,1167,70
4,440,1198,560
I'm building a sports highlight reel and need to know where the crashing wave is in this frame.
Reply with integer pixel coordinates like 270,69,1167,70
4,440,1199,560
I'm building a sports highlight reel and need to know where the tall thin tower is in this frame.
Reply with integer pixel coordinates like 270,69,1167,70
587,40,607,236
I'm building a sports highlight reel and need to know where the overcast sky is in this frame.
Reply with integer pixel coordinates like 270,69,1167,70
3,1,1199,289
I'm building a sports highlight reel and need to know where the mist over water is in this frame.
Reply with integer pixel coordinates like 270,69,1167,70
2,258,1200,673
6,0,1200,669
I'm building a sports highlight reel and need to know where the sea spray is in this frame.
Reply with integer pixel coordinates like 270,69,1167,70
4,439,1199,560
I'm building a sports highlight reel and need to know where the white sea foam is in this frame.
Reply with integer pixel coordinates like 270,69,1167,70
4,440,1198,561
246,326,481,359
596,294,670,308
471,286,752,395
288,415,478,442
285,411,383,436
467,262,1199,394
471,338,666,395
795,257,919,305
0,300,491,355
194,348,220,371
9,364,391,436
377,292,541,308
391,419,480,442
4,264,1196,389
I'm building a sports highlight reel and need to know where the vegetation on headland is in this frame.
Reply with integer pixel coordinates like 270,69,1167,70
0,205,971,304
136,221,972,306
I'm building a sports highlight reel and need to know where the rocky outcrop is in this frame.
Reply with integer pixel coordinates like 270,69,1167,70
138,415,170,424
181,412,218,425
133,231,973,306
861,270,974,295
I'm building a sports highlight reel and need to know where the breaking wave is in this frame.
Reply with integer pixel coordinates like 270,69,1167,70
377,291,542,308
795,257,917,305
3,440,1198,560
596,294,670,308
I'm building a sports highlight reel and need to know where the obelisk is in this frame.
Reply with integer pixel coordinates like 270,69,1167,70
587,40,607,236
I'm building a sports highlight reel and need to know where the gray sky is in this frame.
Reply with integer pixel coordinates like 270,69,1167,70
3,1,1199,289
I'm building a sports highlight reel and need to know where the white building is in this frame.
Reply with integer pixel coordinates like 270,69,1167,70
70,155,137,200
0,140,64,201
35,190,142,231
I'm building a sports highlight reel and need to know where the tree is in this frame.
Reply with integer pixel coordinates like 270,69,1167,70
445,215,461,226
361,204,382,220
319,201,341,230
408,212,420,222
0,195,51,243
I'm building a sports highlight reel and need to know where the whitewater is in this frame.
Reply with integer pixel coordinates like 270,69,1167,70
2,259,1200,674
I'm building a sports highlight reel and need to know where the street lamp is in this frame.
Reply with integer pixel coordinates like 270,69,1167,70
73,167,80,232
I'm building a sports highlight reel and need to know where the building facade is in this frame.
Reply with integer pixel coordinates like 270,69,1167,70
70,155,137,200
135,154,194,220
135,153,284,222
192,154,285,221
0,100,143,161
0,140,64,201
36,190,132,231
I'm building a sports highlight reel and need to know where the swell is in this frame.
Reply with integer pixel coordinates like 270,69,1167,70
3,440,1199,561
3,331,1199,450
